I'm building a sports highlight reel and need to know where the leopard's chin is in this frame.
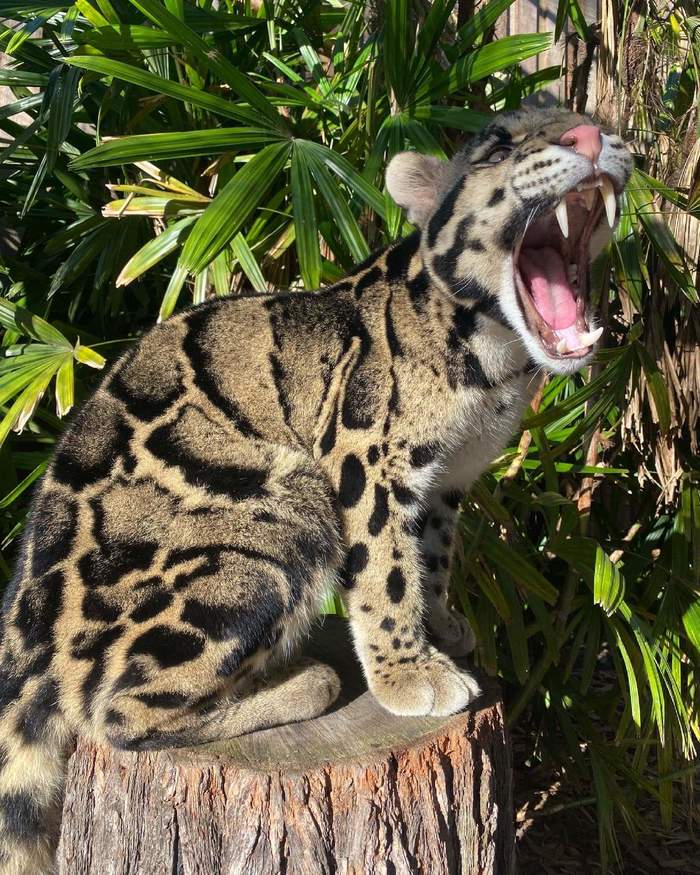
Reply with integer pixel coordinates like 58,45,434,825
512,173,617,368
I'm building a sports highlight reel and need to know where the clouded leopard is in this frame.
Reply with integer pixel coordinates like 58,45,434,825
0,106,632,873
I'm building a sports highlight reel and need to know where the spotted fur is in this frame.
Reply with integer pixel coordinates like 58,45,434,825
0,107,632,873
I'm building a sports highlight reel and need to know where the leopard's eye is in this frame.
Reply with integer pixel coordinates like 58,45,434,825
486,146,512,164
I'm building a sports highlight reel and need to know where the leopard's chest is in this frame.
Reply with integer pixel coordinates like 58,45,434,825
439,369,535,492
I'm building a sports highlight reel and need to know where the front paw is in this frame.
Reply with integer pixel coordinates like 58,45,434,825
370,648,481,717
427,607,476,657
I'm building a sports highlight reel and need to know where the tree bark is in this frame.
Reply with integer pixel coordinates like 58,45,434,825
57,619,515,875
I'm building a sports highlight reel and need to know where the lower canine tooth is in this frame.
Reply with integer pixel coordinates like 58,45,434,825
577,326,604,347
555,200,569,238
556,339,568,354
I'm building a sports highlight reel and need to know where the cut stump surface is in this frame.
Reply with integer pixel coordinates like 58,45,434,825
58,618,515,875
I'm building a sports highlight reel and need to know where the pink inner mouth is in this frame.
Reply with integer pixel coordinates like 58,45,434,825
519,246,577,329
514,183,607,358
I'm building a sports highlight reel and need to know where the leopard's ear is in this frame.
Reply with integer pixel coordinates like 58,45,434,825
385,152,446,228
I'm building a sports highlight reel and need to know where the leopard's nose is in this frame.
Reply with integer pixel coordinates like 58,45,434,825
559,124,602,165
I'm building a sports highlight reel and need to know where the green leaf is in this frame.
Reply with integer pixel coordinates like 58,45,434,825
463,518,559,604
0,299,71,348
117,216,197,286
305,145,369,263
231,233,266,293
0,460,48,510
635,342,672,433
127,0,283,128
73,342,106,369
594,545,625,616
65,56,263,126
455,0,517,47
179,141,291,275
71,128,284,169
54,355,74,417
682,600,700,653
291,144,321,290
0,68,49,86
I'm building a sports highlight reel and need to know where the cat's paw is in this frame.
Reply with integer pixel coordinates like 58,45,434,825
277,657,342,721
371,647,481,717
427,607,476,657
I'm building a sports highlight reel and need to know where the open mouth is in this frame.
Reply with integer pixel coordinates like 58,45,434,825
513,174,617,359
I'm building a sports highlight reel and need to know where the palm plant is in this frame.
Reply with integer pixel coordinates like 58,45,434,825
0,0,697,869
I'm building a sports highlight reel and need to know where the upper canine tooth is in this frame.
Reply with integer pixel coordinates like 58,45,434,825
600,177,616,228
555,200,569,238
578,326,604,347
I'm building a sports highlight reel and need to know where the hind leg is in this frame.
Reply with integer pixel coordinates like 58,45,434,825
100,656,340,751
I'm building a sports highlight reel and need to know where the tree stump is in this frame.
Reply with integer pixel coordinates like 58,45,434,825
57,618,515,875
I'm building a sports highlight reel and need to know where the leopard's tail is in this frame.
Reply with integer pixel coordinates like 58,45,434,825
0,597,72,874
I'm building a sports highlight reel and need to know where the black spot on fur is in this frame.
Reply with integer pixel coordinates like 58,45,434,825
463,350,494,389
410,443,438,468
386,567,406,603
385,232,420,282
384,294,403,357
341,313,374,430
146,413,268,503
135,691,190,709
130,589,173,623
319,396,338,456
0,792,42,840
217,647,246,678
113,661,150,692
269,352,293,429
30,491,77,578
487,187,505,207
105,708,125,726
340,542,369,589
73,625,125,715
183,308,261,439
78,539,158,589
368,484,390,536
109,356,182,422
129,625,205,668
391,481,416,506
82,591,122,623
163,545,222,591
432,213,476,287
16,678,59,744
52,413,133,491
14,569,64,649
427,178,464,248
353,265,382,300
0,659,24,717
367,445,380,465
407,269,430,314
380,616,396,632
338,454,366,508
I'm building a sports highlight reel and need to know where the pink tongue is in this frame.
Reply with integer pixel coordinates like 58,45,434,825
519,246,577,329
